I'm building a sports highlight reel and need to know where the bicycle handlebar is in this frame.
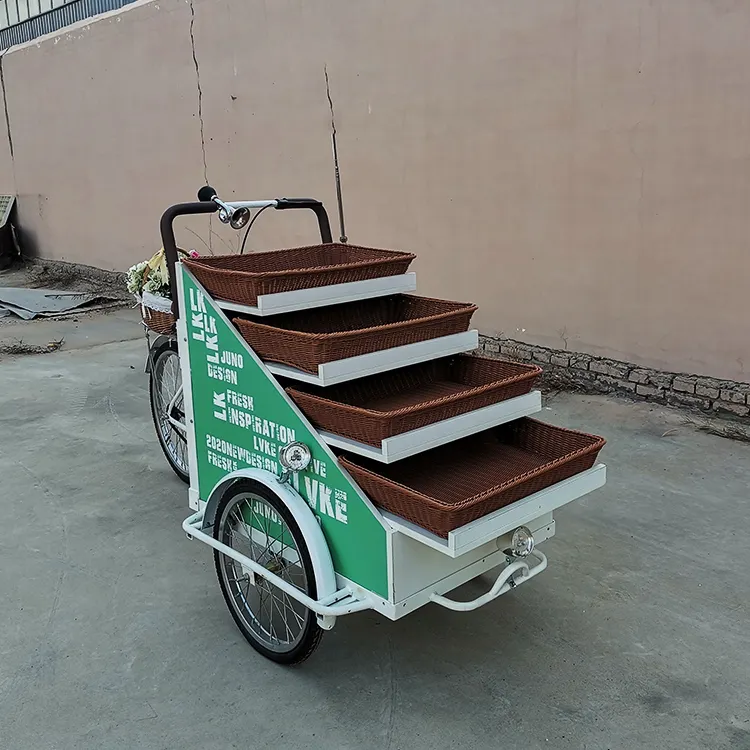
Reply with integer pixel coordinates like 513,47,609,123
159,190,334,319
160,201,219,318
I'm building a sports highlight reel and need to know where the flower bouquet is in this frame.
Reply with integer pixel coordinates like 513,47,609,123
127,247,199,334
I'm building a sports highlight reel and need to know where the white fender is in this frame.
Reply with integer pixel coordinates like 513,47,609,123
200,469,338,612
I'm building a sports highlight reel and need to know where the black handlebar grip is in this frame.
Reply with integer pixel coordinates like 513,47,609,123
274,198,333,244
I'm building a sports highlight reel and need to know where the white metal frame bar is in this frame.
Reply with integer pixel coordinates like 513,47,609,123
166,386,187,435
175,270,202,508
320,390,542,463
182,510,376,619
266,330,480,386
217,273,417,317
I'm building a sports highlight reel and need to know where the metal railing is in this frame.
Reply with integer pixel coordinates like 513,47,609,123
0,0,137,48
2,0,71,30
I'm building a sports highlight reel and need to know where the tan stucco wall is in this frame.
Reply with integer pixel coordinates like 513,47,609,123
1,0,748,381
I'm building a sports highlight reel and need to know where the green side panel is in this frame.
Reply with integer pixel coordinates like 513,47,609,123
180,267,388,599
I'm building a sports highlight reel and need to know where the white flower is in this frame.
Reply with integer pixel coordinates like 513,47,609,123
125,261,149,294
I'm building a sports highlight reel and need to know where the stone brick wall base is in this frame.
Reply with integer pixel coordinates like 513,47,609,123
480,335,750,419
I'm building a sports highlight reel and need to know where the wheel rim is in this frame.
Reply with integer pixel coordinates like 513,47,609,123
217,492,311,653
152,349,188,475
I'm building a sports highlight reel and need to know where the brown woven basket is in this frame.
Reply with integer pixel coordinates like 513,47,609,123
339,419,606,537
138,258,176,335
141,306,175,335
287,356,541,445
183,244,416,306
233,295,478,374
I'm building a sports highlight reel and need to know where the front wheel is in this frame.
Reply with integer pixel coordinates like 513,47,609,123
213,479,323,664
149,340,189,483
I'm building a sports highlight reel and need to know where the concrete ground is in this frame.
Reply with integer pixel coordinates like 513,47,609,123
0,258,134,354
0,316,749,750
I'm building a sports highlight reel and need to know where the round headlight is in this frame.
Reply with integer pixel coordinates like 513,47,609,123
278,441,311,473
510,526,535,557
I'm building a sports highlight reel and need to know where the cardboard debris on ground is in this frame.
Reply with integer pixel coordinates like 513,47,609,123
0,287,119,320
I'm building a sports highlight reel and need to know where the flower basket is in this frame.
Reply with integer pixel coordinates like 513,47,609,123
138,289,175,335
127,247,194,335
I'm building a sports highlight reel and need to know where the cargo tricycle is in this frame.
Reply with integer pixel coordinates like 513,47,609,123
145,188,606,664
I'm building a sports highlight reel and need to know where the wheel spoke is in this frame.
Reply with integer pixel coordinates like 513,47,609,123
231,507,250,542
259,586,276,642
281,591,305,629
271,593,295,642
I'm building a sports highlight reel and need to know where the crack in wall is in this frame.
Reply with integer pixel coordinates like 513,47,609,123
323,65,337,143
189,0,208,186
188,0,211,250
0,50,15,165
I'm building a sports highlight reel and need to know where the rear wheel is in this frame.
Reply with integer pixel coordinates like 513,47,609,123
213,479,323,664
149,340,189,483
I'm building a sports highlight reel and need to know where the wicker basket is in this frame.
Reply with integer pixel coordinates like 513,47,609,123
140,304,175,335
287,356,541,445
339,419,606,537
183,244,416,306
138,277,175,335
233,295,478,374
